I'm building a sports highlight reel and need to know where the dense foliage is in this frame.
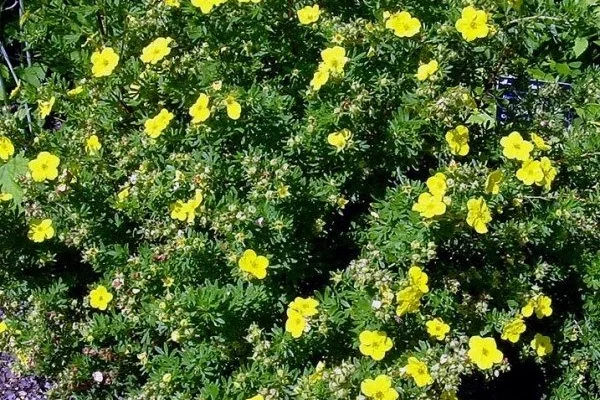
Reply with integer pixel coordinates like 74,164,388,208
1,0,599,399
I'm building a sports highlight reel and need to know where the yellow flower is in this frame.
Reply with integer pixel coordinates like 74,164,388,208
191,0,217,14
320,46,347,74
170,190,203,223
416,60,438,81
91,47,119,78
297,5,320,25
28,219,55,242
144,108,174,138
445,125,470,156
238,249,269,279
485,170,503,195
412,192,446,218
246,396,264,400
426,172,447,197
521,295,552,319
0,321,7,334
162,373,172,383
405,357,433,387
285,308,306,338
140,37,173,64
426,318,450,340
531,133,551,150
164,0,180,6
530,333,553,357
395,286,423,316
501,317,526,343
500,131,534,161
466,197,492,234
537,157,557,190
359,330,393,361
516,159,544,186
0,193,13,202
455,6,490,42
189,94,211,124
85,135,102,155
89,285,113,310
0,136,15,160
277,184,290,198
408,266,429,294
38,96,56,118
67,86,84,96
310,64,330,91
468,336,503,370
28,151,60,182
224,95,242,120
385,11,421,38
361,375,399,400
289,297,319,317
327,128,351,152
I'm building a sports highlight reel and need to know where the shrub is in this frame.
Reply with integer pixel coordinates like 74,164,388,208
0,0,599,399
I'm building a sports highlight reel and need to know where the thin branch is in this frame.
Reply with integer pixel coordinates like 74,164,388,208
506,16,563,27
0,41,33,133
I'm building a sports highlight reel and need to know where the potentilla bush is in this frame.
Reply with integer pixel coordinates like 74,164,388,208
0,0,599,399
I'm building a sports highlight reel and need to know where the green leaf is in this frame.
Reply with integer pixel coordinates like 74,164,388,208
0,153,29,204
573,38,588,58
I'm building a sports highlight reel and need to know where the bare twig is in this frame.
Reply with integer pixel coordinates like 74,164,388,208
0,41,33,133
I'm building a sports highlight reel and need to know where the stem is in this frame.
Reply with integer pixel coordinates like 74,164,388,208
506,16,563,27
19,0,32,67
0,41,33,133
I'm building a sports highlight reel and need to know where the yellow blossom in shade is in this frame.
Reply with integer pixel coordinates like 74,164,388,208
238,249,269,279
537,157,557,190
285,308,306,338
445,125,470,156
277,184,290,198
246,396,264,400
164,0,180,6
412,192,446,218
521,295,552,319
91,47,119,78
28,152,60,182
297,5,320,25
359,330,393,361
455,6,490,42
466,197,492,234
531,133,551,150
516,159,544,186
361,375,399,400
289,297,319,317
426,172,447,197
169,190,203,223
408,266,429,293
416,60,438,81
0,136,15,160
310,64,330,91
385,11,421,38
191,0,216,13
405,357,434,387
0,321,7,333
38,96,55,119
500,131,534,161
140,37,173,64
28,219,54,242
144,108,174,138
320,46,347,74
441,391,459,400
67,86,84,96
9,83,20,99
485,170,504,195
327,129,351,151
189,94,211,123
395,286,423,316
530,334,553,357
501,317,526,343
89,285,113,310
0,193,13,202
426,318,450,340
224,96,242,120
468,336,503,370
85,135,102,155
